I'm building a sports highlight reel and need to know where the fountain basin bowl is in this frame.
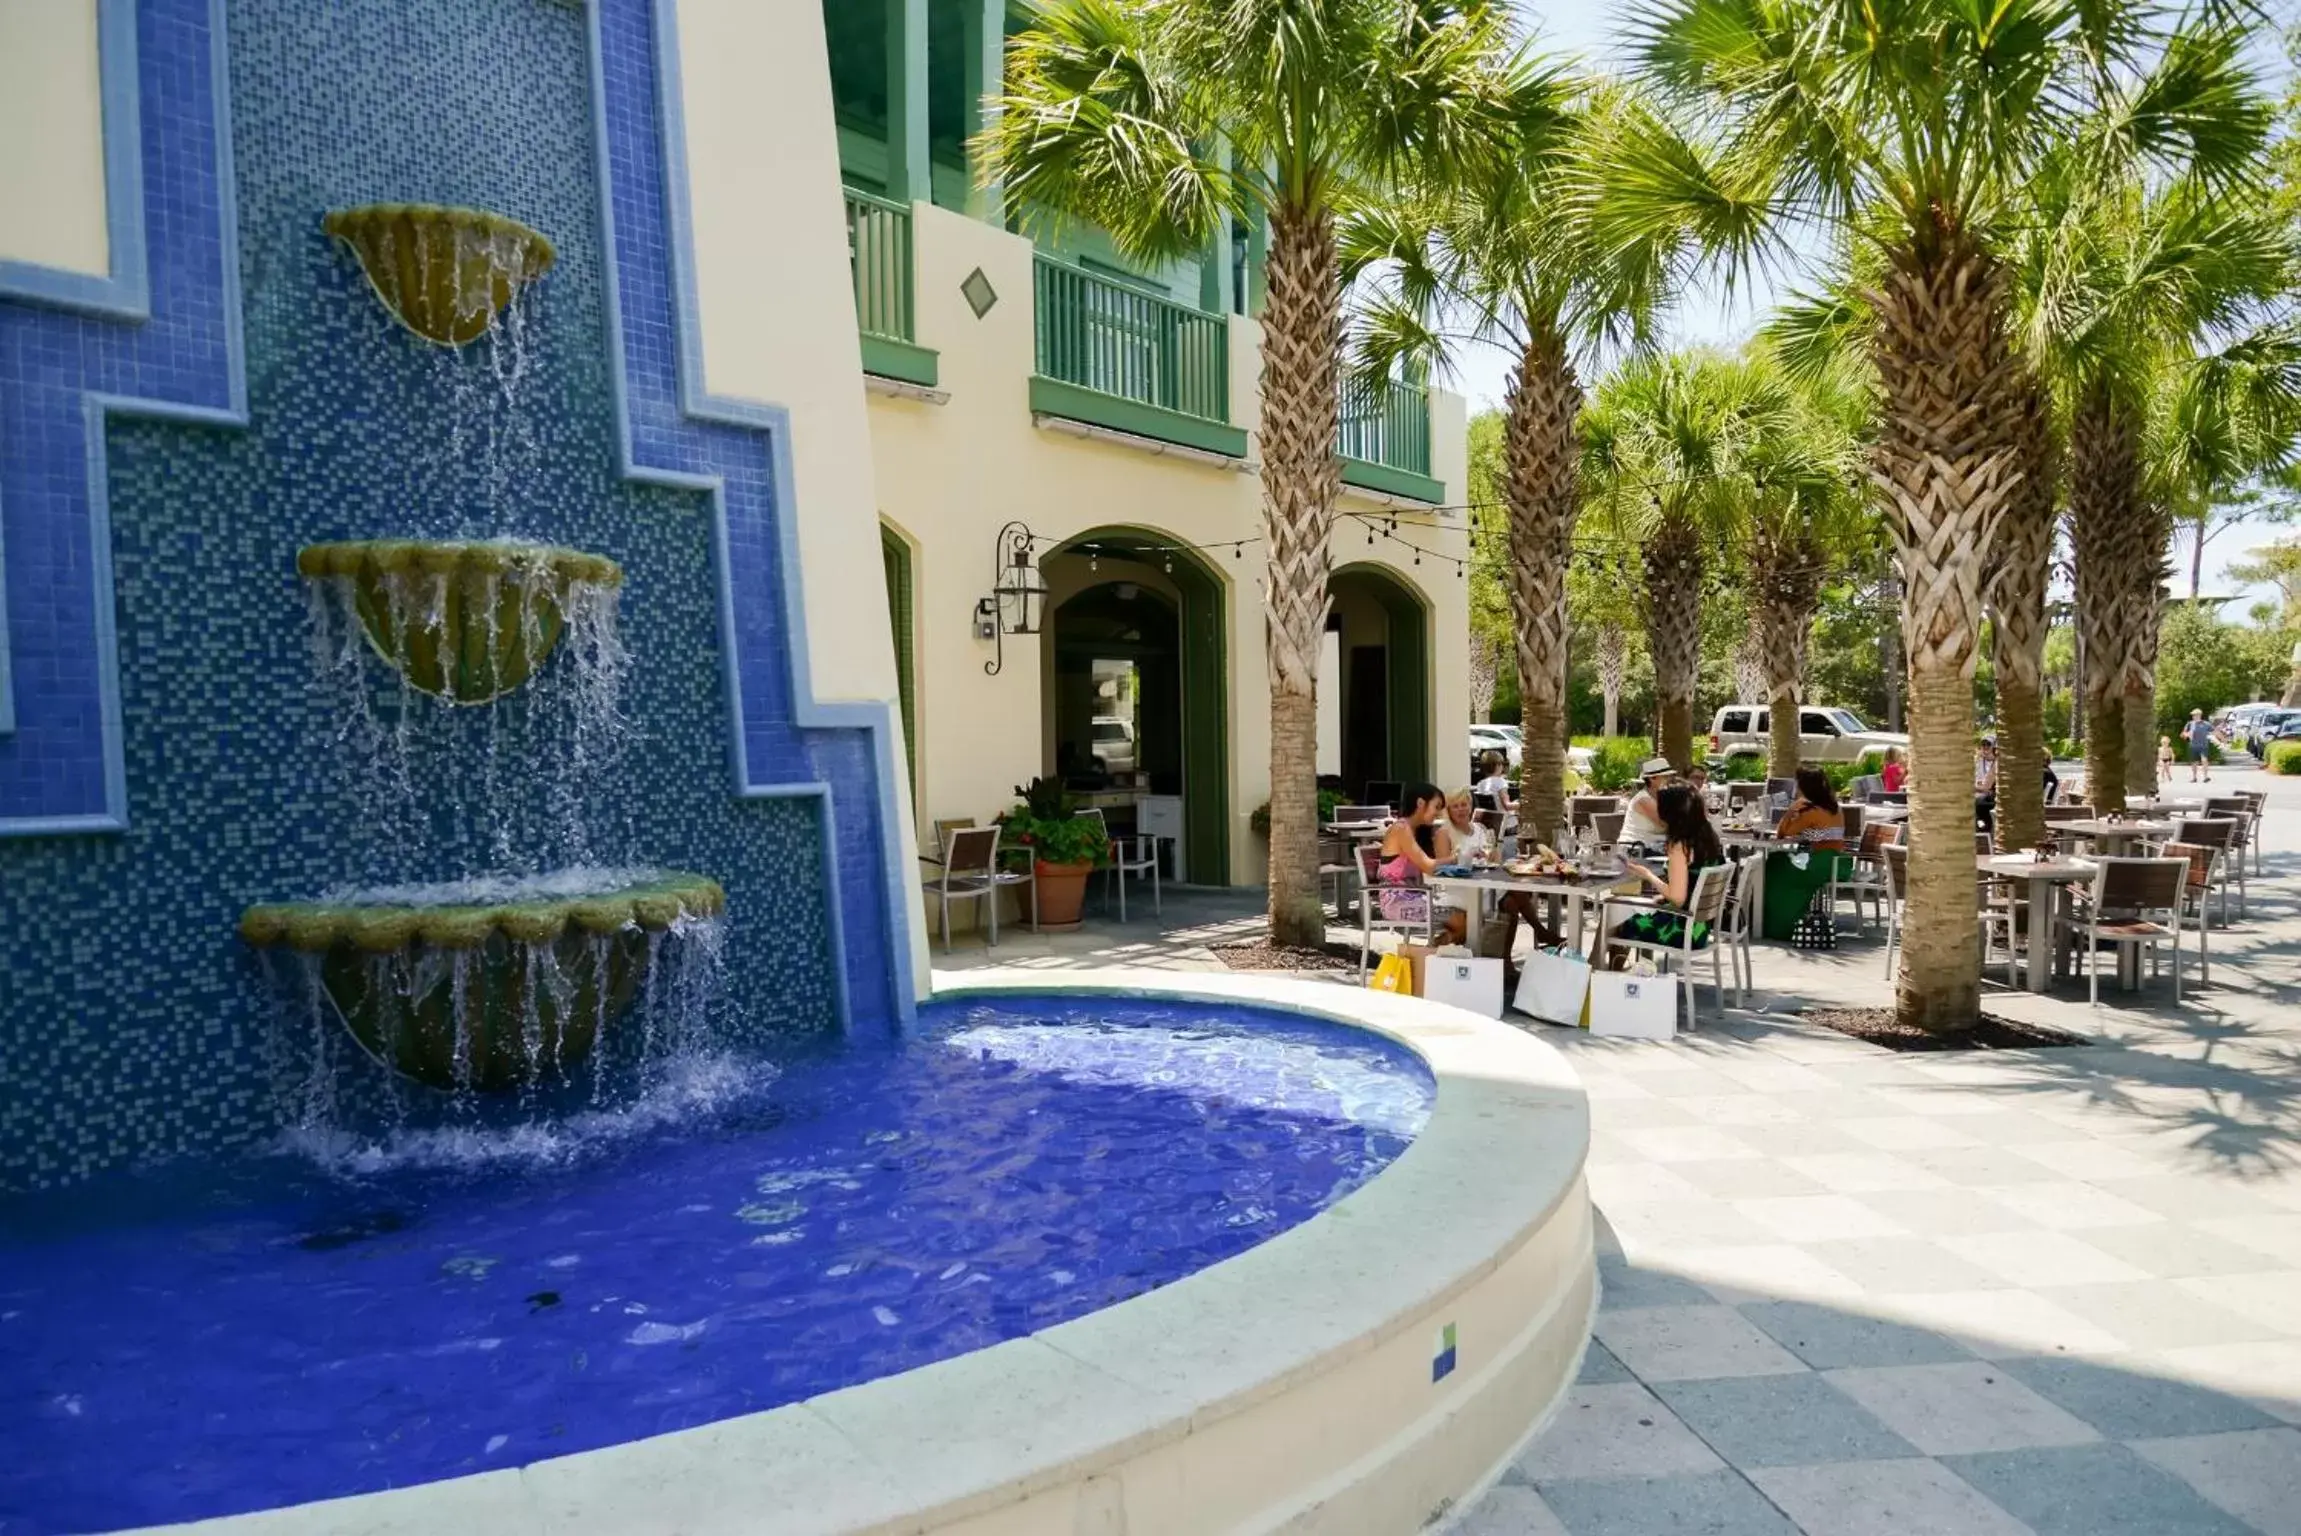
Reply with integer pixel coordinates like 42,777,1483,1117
322,203,555,347
298,539,622,704
240,870,722,1091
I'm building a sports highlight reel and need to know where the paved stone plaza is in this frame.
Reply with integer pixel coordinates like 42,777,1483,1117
939,769,2301,1534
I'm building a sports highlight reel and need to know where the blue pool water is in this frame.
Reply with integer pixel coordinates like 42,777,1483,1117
0,996,1431,1534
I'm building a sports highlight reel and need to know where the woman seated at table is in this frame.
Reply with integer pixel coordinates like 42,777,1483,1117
1599,787,1724,966
1377,784,1468,946
1775,768,1845,849
1438,789,1493,865
1761,768,1850,939
1440,788,1552,958
1622,757,1675,849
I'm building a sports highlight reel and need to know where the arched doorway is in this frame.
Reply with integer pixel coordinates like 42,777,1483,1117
1327,563,1432,796
1040,529,1230,885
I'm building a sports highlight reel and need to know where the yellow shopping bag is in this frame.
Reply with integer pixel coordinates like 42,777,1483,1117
1368,953,1415,994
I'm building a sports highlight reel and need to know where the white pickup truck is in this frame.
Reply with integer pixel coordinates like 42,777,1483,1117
1710,705,1909,767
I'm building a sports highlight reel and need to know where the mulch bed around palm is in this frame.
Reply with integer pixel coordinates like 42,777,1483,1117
1211,939,1360,973
1804,1006,2088,1052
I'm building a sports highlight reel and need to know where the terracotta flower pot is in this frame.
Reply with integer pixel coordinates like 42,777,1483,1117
1031,860,1095,929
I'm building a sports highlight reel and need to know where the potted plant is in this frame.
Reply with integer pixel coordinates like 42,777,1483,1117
999,776,1109,930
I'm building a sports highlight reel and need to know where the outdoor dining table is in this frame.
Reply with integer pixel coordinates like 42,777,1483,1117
2057,818,2177,854
1427,864,1642,957
1977,852,2099,993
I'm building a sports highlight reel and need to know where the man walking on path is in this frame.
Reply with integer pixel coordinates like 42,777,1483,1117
2186,708,2215,781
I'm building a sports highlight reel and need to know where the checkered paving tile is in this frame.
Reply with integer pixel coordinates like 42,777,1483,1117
1455,793,2301,1534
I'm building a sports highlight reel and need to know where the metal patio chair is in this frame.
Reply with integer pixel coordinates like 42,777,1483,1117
1594,864,1735,1030
2069,856,2190,1005
1076,808,1160,920
1357,843,1433,976
920,825,1036,950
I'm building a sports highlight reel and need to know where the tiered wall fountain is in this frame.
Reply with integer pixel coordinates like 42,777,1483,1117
239,206,723,1096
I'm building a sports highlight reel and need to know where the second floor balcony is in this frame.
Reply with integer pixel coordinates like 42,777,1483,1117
839,194,1444,504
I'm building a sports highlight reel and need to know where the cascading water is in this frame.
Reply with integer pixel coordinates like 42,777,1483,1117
243,212,722,1132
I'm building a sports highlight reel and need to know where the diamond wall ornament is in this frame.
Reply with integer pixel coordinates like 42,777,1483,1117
960,267,998,319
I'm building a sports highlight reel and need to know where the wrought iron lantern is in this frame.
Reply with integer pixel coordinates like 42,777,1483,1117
978,521,1046,675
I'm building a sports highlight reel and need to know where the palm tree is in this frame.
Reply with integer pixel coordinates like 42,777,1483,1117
1739,353,1872,779
1624,0,2262,1033
1986,369,2061,854
1341,80,1709,844
984,0,1528,946
2126,321,2301,776
2023,185,2293,804
1581,351,1763,770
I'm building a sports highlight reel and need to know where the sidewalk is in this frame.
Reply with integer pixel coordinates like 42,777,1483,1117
937,768,2301,1534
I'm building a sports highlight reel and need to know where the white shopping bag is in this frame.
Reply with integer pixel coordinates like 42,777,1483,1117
1587,970,1679,1040
1424,955,1505,1018
1512,947,1591,1026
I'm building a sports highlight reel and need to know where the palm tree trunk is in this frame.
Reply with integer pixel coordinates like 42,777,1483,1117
1753,529,1821,781
1259,205,1343,948
1879,574,1905,731
1503,326,1583,848
1761,606,1807,781
2070,382,2140,806
2121,508,2170,799
1867,233,2023,1035
1642,522,1704,771
2124,593,2161,797
1988,374,2055,855
1598,621,1625,739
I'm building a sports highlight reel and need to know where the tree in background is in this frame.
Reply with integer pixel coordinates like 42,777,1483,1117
1568,551,1648,738
987,0,1529,946
1581,351,1771,770
1738,352,1872,778
2153,604,2292,734
1345,74,1708,845
2229,538,2301,704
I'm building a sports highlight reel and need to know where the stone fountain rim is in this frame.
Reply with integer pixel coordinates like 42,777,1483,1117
296,538,624,588
238,871,724,953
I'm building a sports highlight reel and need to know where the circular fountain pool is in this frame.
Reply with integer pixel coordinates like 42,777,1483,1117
0,995,1432,1534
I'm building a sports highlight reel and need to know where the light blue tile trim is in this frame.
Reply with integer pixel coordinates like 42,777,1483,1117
0,0,152,319
0,0,152,736
0,0,247,836
580,0,920,1026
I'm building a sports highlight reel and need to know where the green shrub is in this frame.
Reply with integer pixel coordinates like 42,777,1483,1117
1813,751,1887,795
1718,754,1767,782
1249,788,1345,837
2268,741,2301,775
1582,737,1652,792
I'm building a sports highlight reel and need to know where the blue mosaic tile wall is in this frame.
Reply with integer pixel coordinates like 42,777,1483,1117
0,0,909,1192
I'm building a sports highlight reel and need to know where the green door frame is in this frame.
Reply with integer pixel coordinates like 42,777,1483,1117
880,524,918,794
1331,562,1431,787
1051,527,1230,885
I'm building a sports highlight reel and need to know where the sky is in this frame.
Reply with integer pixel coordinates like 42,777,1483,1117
1448,0,2300,617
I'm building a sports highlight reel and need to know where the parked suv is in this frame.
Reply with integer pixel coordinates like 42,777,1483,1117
1710,705,1910,766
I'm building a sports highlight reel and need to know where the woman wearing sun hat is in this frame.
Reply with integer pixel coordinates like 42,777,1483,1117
1621,757,1675,851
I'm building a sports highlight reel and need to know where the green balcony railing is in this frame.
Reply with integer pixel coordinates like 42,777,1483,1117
844,187,937,388
844,187,914,343
1338,374,1432,477
1034,257,1232,429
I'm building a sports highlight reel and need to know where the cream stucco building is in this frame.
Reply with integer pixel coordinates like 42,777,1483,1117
826,0,1473,895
